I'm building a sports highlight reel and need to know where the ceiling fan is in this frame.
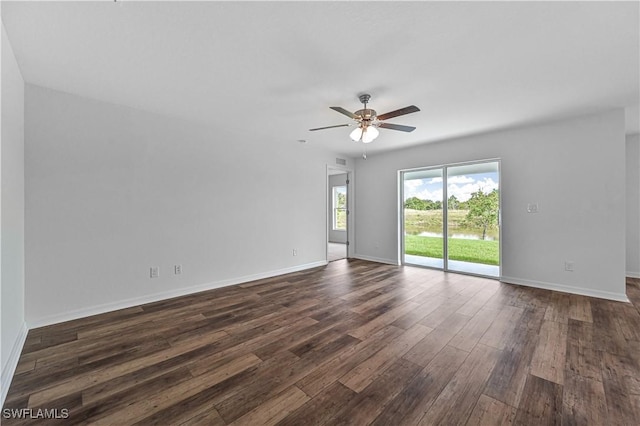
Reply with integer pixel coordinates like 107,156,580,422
309,94,420,143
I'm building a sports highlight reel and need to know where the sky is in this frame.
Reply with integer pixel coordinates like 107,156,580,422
404,172,499,202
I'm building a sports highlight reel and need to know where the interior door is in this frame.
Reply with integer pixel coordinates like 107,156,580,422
328,170,349,261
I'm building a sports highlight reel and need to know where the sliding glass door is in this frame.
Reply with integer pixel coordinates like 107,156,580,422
402,160,500,278
402,168,444,269
446,162,500,276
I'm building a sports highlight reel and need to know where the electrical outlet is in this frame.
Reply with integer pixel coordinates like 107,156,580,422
150,266,159,278
293,249,298,256
174,264,182,275
564,261,574,272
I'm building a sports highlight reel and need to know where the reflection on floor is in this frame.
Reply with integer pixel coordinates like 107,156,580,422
404,254,499,278
328,242,347,262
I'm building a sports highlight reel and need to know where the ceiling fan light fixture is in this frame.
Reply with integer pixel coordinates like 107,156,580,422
362,126,379,143
349,126,363,142
350,125,379,143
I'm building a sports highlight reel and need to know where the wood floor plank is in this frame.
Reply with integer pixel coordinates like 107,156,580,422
614,303,640,341
72,366,197,424
484,322,539,408
276,381,357,426
456,284,500,317
14,359,36,375
188,317,317,375
479,305,524,350
330,358,423,425
513,375,562,426
630,394,640,421
419,293,472,329
348,301,421,340
544,292,571,324
129,351,299,426
513,287,551,310
340,323,432,392
214,356,315,423
625,340,640,394
403,312,472,367
251,316,341,360
227,385,309,426
418,343,501,425
565,319,602,382
449,306,500,352
90,353,262,425
297,333,362,368
3,259,638,425
562,372,608,426
390,295,447,330
568,294,593,323
27,329,228,407
178,409,225,426
591,299,629,357
600,350,639,425
465,394,517,426
529,320,568,385
295,325,403,398
371,345,469,426
80,342,227,405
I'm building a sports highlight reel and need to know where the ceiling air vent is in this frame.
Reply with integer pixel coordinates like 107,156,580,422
336,158,347,166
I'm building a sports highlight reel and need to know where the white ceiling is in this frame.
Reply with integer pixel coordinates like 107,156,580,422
2,1,638,157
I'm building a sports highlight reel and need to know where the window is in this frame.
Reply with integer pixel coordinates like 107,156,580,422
333,186,347,231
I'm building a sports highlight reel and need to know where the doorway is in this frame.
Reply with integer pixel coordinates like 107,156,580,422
328,169,350,261
401,160,500,278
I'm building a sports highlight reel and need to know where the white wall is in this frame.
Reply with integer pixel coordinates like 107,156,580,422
355,110,627,301
627,134,640,278
328,173,347,243
25,85,352,326
1,21,26,403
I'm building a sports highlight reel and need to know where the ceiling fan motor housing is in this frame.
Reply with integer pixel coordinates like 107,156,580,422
356,94,376,124
354,109,377,122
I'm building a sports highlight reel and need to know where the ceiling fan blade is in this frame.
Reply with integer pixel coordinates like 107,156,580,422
309,124,351,131
330,106,358,120
377,105,420,121
378,122,416,132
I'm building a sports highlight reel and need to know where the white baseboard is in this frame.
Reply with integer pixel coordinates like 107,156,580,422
501,276,630,303
626,271,640,279
28,261,328,329
353,254,400,266
1,322,28,407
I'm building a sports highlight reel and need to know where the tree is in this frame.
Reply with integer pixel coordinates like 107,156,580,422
404,197,443,211
404,197,426,210
448,195,460,210
462,188,499,240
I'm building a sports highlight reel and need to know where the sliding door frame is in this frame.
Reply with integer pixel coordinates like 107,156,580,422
399,158,502,279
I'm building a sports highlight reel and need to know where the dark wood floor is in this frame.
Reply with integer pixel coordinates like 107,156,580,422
3,260,640,425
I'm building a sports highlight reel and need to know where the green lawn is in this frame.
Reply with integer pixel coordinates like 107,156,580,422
405,234,499,266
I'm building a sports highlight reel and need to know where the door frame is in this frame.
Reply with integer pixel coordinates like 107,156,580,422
327,165,354,261
399,158,501,279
